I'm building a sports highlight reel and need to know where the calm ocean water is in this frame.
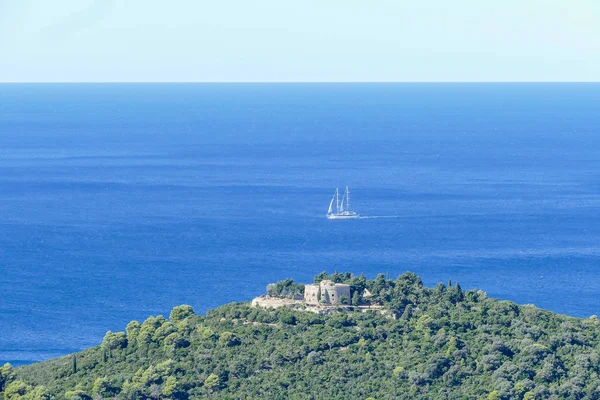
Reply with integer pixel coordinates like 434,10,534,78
1,83,599,365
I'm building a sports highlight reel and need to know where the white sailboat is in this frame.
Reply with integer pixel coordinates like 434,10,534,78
327,186,359,219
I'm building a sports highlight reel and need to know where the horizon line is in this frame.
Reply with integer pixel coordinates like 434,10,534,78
1,81,599,84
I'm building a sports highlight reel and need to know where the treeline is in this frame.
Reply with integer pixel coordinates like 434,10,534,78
4,272,600,399
266,278,304,298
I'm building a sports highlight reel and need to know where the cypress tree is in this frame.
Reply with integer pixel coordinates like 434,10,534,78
455,282,462,293
72,355,77,374
455,282,464,301
352,291,361,306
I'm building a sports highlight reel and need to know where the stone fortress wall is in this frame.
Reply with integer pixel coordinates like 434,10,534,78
304,284,320,305
321,280,351,304
304,280,351,305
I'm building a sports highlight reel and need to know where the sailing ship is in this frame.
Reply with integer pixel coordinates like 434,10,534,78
327,186,359,219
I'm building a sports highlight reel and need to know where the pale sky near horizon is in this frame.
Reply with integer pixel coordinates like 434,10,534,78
1,0,599,82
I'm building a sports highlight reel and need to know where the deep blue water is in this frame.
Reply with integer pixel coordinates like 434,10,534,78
1,83,599,365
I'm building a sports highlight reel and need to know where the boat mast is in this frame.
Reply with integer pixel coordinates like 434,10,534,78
346,186,350,211
336,188,339,213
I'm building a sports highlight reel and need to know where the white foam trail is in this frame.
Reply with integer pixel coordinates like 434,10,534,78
358,215,404,219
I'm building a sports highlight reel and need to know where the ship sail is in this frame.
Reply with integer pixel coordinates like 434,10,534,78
328,197,334,214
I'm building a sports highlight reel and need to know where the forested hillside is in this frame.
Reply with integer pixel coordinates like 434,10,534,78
3,272,600,400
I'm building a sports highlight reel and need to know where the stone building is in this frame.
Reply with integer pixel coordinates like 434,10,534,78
304,280,351,305
304,284,320,305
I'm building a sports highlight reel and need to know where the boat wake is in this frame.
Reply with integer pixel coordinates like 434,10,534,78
358,215,403,219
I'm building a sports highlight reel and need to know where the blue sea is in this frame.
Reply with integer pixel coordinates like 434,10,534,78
1,83,599,365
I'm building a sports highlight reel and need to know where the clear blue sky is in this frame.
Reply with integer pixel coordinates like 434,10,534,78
1,0,599,82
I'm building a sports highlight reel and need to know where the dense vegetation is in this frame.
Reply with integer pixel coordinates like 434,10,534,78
4,272,600,399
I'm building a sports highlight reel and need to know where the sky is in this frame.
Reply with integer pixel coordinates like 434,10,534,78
0,0,599,82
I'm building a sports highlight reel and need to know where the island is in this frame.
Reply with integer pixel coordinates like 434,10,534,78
2,271,600,400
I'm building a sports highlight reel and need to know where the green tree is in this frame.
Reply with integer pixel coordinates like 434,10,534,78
4,380,28,400
26,386,51,400
161,376,179,398
126,320,141,343
348,275,367,299
155,359,175,377
445,337,458,357
169,305,195,322
218,331,240,347
352,291,361,306
416,314,434,332
92,377,114,398
164,332,189,350
317,286,323,304
137,316,164,348
280,313,296,325
487,391,500,400
0,363,14,392
314,271,329,284
204,374,219,398
153,322,177,343
102,331,127,350
197,326,216,340
64,388,91,400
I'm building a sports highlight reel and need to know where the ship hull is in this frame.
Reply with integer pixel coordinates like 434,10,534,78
327,212,360,220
